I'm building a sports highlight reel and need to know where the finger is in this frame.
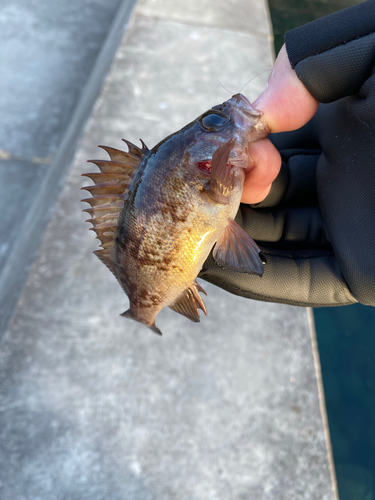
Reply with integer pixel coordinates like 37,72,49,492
253,45,319,133
241,138,281,204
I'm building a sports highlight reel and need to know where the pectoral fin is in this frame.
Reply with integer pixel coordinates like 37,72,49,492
169,282,207,322
213,220,264,276
204,140,235,205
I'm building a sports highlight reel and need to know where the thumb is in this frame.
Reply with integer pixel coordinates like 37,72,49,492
253,44,319,133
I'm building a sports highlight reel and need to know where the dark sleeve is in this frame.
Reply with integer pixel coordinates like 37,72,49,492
285,0,375,103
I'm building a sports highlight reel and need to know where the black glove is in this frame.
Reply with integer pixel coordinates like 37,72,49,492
200,77,375,308
200,1,375,308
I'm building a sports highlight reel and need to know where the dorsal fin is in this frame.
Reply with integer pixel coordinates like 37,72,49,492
122,139,148,157
98,145,142,165
87,159,137,174
81,140,147,274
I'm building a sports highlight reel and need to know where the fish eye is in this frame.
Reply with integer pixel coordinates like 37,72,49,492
200,111,229,131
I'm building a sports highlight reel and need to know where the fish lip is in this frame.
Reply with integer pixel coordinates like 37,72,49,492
229,94,270,139
231,93,259,113
235,107,263,128
218,93,262,117
227,93,263,127
239,108,262,120
231,93,251,107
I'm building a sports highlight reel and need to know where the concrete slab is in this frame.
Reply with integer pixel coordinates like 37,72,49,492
87,15,272,150
0,0,122,161
0,1,335,499
0,0,138,335
0,276,332,499
0,159,48,271
136,0,272,38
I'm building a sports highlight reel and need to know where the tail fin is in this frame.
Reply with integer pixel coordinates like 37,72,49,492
121,309,162,336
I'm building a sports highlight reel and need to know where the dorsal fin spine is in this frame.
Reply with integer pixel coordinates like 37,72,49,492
82,140,146,274
81,195,123,207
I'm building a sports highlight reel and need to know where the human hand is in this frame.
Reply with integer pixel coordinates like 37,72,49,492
201,32,375,307
243,45,318,204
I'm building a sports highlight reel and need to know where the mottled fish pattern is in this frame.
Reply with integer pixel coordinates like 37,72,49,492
82,94,269,335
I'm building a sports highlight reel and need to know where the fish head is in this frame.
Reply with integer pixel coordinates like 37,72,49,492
184,93,269,175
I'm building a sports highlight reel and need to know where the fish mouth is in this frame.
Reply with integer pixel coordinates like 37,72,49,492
230,94,263,128
215,94,262,123
229,93,270,141
211,93,264,132
230,94,262,115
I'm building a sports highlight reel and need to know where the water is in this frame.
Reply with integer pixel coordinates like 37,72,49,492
267,1,375,498
314,306,375,500
269,0,364,54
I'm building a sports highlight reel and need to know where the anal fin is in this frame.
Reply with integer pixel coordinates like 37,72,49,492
169,282,207,322
213,220,264,276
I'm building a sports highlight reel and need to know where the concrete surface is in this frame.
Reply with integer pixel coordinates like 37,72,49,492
0,0,122,160
0,0,137,334
136,0,272,38
0,159,48,270
0,0,336,499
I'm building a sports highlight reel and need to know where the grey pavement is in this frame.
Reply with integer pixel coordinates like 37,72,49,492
0,159,48,271
0,0,121,160
0,1,337,499
0,0,136,333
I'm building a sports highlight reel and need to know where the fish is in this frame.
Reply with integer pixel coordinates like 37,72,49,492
82,93,269,335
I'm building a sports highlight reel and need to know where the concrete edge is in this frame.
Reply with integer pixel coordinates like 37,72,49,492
262,0,276,61
307,307,340,500
0,0,138,338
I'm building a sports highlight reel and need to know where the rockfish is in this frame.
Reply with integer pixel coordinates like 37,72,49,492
82,93,268,335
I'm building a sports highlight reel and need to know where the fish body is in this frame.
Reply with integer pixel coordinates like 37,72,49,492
83,94,269,334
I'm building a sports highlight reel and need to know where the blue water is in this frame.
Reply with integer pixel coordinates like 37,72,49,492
314,306,375,500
